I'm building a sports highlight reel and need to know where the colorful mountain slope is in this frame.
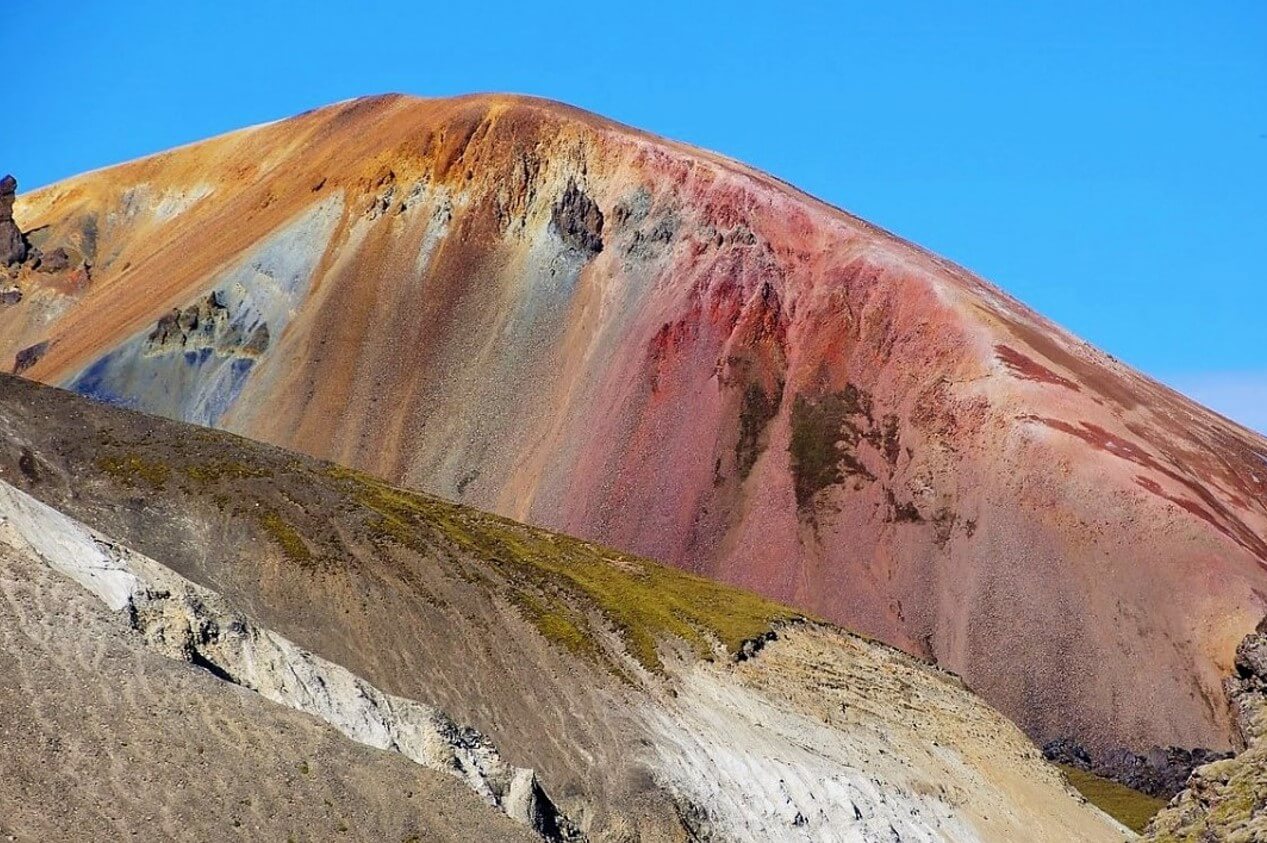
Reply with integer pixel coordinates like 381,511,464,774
3,93,1265,760
0,372,1128,841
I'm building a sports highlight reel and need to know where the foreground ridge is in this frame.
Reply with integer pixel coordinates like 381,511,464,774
0,480,581,840
0,371,1127,840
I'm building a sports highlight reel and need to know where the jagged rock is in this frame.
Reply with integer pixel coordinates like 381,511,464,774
1143,620,1267,839
36,247,71,273
0,285,20,305
145,290,269,359
0,174,28,266
1043,737,1093,769
551,180,603,253
13,341,49,374
1043,738,1229,798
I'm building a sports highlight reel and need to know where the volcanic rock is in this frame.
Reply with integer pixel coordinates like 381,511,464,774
0,174,27,266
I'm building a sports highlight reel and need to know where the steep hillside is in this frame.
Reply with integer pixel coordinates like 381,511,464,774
0,373,1127,841
4,93,1265,759
0,534,538,842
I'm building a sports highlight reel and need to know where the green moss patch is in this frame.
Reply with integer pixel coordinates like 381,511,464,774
1059,764,1167,834
329,466,802,673
96,452,171,489
735,381,780,479
257,509,314,565
789,384,877,509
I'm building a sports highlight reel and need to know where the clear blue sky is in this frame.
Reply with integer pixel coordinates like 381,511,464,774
4,1,1265,431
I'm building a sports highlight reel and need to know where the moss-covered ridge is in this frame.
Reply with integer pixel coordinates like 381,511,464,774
93,440,803,676
330,465,805,674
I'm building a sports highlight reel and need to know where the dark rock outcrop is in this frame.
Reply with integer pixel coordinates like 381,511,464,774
551,180,603,253
145,291,270,359
0,175,28,266
35,247,71,274
1043,738,1229,799
14,341,50,375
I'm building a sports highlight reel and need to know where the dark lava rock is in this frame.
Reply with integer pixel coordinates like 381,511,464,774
36,247,71,274
1042,737,1231,798
14,341,49,375
1042,736,1092,768
0,174,29,266
551,180,604,253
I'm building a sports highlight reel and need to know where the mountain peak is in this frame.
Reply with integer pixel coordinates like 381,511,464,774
4,95,1265,767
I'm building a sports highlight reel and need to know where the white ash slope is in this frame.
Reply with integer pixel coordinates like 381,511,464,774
644,629,1134,842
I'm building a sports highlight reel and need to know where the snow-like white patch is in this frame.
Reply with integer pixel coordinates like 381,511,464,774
151,183,215,221
0,483,137,610
415,200,454,275
643,669,977,842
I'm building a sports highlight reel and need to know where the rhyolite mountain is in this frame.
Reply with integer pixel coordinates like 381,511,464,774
3,93,1266,762
0,372,1127,841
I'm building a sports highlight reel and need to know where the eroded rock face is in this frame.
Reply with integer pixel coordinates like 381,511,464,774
0,175,28,266
145,291,270,359
1143,619,1267,839
35,246,71,274
551,180,603,253
1044,738,1230,799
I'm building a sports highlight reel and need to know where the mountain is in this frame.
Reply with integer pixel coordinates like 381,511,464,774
0,372,1128,840
3,93,1266,763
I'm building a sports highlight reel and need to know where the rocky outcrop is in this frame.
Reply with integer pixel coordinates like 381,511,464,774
1143,619,1267,840
1044,737,1230,798
146,291,270,358
13,341,50,374
0,175,28,266
0,480,582,842
34,246,72,273
551,180,603,253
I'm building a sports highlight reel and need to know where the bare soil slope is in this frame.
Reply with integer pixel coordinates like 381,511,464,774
0,543,536,842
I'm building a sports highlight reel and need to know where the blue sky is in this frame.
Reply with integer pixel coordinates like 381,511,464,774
4,1,1265,432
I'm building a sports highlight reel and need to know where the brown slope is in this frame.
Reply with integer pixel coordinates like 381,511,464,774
3,93,1266,761
0,540,538,843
